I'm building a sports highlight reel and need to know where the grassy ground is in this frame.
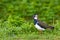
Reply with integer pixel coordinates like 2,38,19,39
0,20,60,40
1,29,60,40
1,33,60,40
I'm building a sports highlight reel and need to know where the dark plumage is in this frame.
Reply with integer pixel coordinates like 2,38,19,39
33,14,54,30
37,19,54,30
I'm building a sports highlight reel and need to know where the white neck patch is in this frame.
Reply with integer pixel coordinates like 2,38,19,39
34,17,37,19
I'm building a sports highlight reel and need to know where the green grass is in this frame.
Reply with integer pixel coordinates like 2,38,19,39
0,0,60,40
0,26,60,40
1,31,60,40
0,20,60,40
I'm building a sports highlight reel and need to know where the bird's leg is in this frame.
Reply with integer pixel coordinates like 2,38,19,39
38,30,43,34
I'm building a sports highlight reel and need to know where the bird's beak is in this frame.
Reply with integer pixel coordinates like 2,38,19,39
33,15,35,19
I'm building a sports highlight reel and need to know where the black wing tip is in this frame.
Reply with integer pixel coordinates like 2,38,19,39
49,26,54,30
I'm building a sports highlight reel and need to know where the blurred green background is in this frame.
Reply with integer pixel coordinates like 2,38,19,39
0,0,60,40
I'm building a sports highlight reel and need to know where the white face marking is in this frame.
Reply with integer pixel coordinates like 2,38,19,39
34,15,38,19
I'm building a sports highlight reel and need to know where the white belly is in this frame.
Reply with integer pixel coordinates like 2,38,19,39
35,24,45,30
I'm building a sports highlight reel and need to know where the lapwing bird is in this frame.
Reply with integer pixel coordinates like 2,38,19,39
33,14,54,31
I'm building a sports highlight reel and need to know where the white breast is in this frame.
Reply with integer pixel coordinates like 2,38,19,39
35,24,45,30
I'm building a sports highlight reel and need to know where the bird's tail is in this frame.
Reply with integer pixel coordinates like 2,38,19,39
48,26,54,30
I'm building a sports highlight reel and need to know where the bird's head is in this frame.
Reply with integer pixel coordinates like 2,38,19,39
33,14,38,19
